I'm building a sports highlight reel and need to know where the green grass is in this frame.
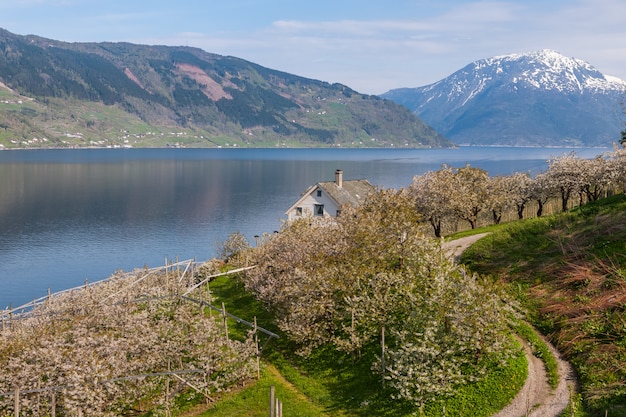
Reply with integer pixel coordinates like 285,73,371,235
199,364,328,417
514,321,559,388
429,344,527,417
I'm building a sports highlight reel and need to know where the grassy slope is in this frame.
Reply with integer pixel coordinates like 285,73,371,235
459,194,626,416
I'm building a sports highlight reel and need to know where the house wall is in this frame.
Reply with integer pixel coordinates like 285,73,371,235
286,187,340,221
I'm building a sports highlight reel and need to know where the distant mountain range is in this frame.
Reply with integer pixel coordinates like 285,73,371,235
0,28,450,149
382,49,626,147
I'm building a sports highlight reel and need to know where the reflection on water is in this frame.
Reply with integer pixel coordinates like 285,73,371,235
0,146,608,308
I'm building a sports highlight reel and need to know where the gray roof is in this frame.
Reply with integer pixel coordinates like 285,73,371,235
317,179,376,207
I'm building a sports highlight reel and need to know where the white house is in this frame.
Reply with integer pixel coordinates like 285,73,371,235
285,169,376,221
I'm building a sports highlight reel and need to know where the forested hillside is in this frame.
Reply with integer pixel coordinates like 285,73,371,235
0,29,450,149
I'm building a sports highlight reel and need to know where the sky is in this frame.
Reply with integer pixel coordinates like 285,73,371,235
2,0,626,94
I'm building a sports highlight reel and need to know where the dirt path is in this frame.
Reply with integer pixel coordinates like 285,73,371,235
442,233,491,261
492,335,577,417
443,233,578,417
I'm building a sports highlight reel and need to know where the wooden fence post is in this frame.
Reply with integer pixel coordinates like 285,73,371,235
166,359,172,417
222,302,229,345
51,392,56,417
254,316,260,379
14,387,19,417
276,398,282,417
269,385,275,417
206,285,212,315
381,324,386,389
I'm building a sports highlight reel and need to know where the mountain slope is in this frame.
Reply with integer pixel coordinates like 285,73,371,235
0,29,451,149
382,50,626,147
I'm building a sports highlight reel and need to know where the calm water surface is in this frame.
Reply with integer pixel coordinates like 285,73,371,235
0,146,608,308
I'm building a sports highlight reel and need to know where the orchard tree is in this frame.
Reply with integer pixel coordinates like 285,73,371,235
529,172,555,217
486,174,524,224
239,216,340,354
607,145,626,193
408,166,456,237
219,231,251,262
578,156,613,203
509,172,534,219
382,265,513,409
450,164,489,229
545,153,584,212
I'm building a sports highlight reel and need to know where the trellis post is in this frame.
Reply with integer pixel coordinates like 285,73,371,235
254,316,260,379
206,285,212,316
276,398,282,417
165,359,172,417
222,302,229,345
14,387,19,417
381,324,386,389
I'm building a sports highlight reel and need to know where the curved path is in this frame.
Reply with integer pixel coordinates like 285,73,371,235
443,234,578,417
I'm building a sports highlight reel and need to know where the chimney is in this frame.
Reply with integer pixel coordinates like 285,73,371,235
335,169,343,188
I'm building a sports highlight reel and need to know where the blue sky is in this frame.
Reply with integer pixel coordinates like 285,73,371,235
2,0,626,94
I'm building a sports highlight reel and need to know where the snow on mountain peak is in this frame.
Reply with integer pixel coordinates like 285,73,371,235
469,49,625,93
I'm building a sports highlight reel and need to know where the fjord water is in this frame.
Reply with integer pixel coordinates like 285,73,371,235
0,146,607,309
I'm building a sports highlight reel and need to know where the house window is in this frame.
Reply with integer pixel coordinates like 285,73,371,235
314,204,324,216
296,207,303,216
316,190,322,197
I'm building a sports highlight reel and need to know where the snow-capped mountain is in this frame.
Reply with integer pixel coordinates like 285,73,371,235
382,50,626,147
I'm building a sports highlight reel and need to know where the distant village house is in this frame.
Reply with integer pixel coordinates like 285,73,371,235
285,169,375,221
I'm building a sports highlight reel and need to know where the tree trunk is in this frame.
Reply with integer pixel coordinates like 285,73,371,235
561,187,570,212
430,218,442,238
492,209,502,225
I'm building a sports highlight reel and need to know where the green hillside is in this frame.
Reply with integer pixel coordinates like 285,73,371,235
0,29,451,149
460,194,626,416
